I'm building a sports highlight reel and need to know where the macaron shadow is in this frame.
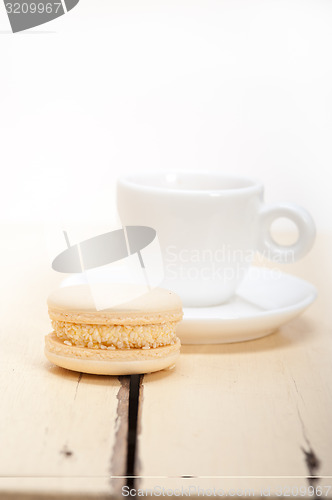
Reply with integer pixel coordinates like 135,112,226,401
44,364,123,386
140,363,181,384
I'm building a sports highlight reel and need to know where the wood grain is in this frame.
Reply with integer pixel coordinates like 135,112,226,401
137,234,332,496
0,226,129,498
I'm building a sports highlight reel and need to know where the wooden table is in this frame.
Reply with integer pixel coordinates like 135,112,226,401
1,226,331,499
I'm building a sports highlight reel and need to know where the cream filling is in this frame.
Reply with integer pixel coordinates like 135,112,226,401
52,320,178,350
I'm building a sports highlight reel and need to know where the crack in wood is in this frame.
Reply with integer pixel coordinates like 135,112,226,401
297,412,321,482
291,375,322,492
126,375,142,489
291,375,305,405
302,447,320,482
110,376,130,494
74,373,82,401
131,375,144,489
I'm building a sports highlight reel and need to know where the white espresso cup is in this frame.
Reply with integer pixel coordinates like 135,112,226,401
117,172,316,307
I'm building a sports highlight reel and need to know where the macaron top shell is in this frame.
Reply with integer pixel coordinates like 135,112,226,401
48,284,183,325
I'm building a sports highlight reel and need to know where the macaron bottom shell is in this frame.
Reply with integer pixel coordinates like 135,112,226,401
45,333,180,375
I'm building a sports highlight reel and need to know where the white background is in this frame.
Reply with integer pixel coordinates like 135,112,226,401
0,0,331,229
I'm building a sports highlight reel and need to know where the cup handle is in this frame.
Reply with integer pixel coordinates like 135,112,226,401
258,202,316,263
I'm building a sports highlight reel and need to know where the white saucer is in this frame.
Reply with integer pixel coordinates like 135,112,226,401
178,267,317,344
60,267,317,345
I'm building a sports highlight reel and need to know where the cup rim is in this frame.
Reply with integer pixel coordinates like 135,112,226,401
117,171,263,196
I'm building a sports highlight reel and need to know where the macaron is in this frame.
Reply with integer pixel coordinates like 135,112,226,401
45,284,183,375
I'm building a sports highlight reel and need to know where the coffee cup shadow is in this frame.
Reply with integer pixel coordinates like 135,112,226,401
178,315,316,356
